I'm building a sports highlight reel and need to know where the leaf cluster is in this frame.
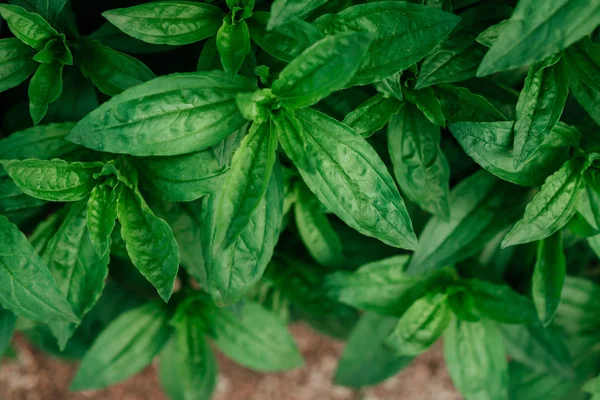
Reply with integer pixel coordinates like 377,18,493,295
2,0,600,398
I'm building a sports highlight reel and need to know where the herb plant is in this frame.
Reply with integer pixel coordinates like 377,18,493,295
1,0,600,399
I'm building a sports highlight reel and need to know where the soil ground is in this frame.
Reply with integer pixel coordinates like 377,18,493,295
0,324,461,400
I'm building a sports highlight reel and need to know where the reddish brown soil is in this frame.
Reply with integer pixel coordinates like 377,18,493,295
0,324,460,400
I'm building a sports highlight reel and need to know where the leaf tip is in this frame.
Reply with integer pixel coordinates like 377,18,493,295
158,289,173,303
265,19,278,32
293,355,306,369
67,312,81,324
475,61,493,78
101,10,116,19
414,79,427,90
540,318,553,328
402,232,420,252
94,245,109,260
500,237,513,249
57,338,69,352
69,371,89,392
512,157,522,170
64,129,80,144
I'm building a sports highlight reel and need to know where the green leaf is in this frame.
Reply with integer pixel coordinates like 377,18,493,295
0,38,37,92
102,2,225,45
475,19,509,48
247,11,324,63
168,313,217,400
294,182,344,268
565,37,600,92
567,211,599,237
508,331,599,399
445,285,480,322
580,175,600,208
416,28,487,89
217,19,251,75
45,68,99,122
276,108,418,250
589,235,600,260
402,82,446,127
532,230,566,327
508,359,597,400
325,255,453,316
444,319,508,400
196,36,221,72
74,37,156,96
44,200,109,350
89,22,176,54
282,168,297,216
342,93,401,138
249,65,272,86
213,302,303,372
236,89,277,122
497,323,573,377
28,62,63,125
0,176,46,216
477,0,600,76
33,38,72,65
3,344,15,358
158,339,185,400
466,279,539,324
373,72,403,101
96,161,135,190
87,180,118,259
70,302,170,390
334,312,413,388
583,377,600,400
388,102,450,219
385,292,452,356
272,32,371,109
213,114,249,167
579,185,600,235
268,0,327,30
554,276,600,335
206,128,245,168
436,83,507,123
117,185,179,302
314,2,460,85
202,164,284,305
0,308,16,358
8,0,67,24
154,200,207,285
0,4,60,50
568,64,600,125
67,71,256,156
584,376,600,395
513,54,569,168
0,122,77,172
260,257,358,338
0,215,78,323
3,208,47,229
408,171,523,273
28,209,65,254
503,158,586,247
1,159,102,202
450,121,579,187
0,174,35,211
226,0,254,14
214,121,278,249
136,149,228,202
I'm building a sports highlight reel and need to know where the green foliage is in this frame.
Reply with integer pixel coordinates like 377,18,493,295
1,1,600,399
444,319,508,399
